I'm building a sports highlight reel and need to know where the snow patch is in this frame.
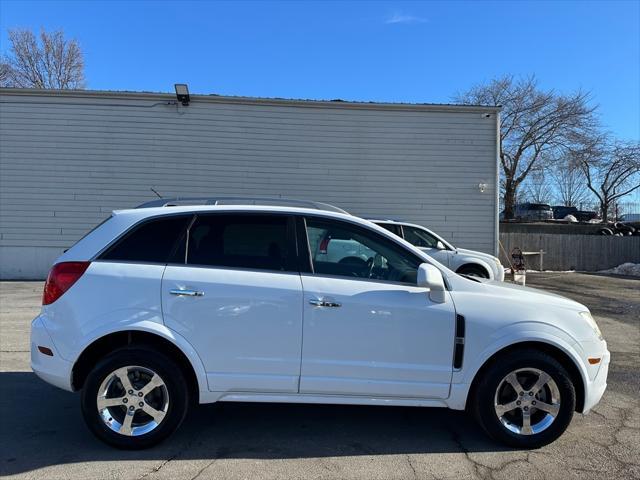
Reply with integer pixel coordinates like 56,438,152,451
599,263,640,276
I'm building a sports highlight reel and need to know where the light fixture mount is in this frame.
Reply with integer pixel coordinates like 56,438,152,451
174,84,190,106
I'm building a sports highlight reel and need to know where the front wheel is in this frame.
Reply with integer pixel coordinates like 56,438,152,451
81,347,189,449
471,349,576,448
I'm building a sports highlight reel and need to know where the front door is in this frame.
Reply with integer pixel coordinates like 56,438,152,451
299,217,456,399
162,213,303,393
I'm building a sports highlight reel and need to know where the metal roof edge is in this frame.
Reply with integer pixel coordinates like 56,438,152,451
0,87,502,113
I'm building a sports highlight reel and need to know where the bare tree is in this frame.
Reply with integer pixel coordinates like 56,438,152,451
522,166,553,204
1,28,85,89
577,141,640,220
455,75,597,218
0,55,12,86
551,156,592,207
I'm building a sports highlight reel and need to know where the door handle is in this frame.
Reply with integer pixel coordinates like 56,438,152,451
309,298,341,307
170,289,204,297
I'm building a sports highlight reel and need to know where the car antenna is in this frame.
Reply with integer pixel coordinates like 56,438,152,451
150,187,163,199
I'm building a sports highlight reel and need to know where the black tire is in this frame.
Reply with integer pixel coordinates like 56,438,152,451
457,264,490,279
471,349,576,449
81,346,189,449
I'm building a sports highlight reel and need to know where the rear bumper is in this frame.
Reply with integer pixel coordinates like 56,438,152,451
582,348,610,413
30,315,73,392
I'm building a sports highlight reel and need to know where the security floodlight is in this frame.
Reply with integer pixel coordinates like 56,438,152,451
174,84,190,106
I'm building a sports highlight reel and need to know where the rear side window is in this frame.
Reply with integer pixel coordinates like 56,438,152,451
100,215,191,263
186,214,295,272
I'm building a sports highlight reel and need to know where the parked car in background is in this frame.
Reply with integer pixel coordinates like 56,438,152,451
619,213,640,223
364,219,504,281
513,203,554,221
552,206,598,222
31,200,609,450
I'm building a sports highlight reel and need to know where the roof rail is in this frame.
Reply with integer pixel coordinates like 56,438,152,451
135,196,350,214
364,217,406,223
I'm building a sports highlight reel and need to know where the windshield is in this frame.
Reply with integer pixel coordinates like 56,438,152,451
402,226,438,248
402,226,453,250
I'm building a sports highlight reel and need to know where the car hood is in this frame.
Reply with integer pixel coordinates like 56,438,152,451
455,248,500,263
469,277,586,312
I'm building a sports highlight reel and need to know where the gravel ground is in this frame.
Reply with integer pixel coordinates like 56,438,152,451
0,272,638,480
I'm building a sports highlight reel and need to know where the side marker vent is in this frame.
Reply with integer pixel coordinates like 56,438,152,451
453,314,465,369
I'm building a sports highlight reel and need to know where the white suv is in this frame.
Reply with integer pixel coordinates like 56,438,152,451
31,203,609,449
371,219,504,281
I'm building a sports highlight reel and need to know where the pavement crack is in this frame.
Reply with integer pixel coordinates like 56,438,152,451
136,434,201,479
406,454,418,479
188,444,232,480
137,454,178,479
190,458,219,480
450,429,492,480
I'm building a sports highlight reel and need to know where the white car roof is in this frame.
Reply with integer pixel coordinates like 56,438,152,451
369,218,430,229
113,204,358,224
367,219,454,246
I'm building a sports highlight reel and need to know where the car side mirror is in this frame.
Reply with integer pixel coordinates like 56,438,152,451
417,263,447,303
436,241,446,250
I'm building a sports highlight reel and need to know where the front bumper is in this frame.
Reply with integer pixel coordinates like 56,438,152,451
31,315,74,392
582,347,610,413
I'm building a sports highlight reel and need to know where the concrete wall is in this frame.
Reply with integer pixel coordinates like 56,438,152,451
499,232,640,271
0,89,500,279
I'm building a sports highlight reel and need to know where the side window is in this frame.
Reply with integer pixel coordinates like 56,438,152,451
403,226,440,249
187,214,294,272
305,218,420,284
376,222,401,236
100,215,191,263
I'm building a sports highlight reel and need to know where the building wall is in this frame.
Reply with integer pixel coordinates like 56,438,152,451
0,89,499,279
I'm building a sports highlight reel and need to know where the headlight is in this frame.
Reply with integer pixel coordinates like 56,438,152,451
580,311,603,340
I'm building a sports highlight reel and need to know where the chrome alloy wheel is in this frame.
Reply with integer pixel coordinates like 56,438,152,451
96,365,169,436
494,368,561,436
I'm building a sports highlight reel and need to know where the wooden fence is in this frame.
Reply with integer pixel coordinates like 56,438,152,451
498,233,640,271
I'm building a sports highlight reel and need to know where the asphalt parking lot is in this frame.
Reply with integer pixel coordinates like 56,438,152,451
1,272,638,480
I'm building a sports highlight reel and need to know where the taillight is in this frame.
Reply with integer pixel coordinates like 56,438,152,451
42,261,91,305
319,236,331,254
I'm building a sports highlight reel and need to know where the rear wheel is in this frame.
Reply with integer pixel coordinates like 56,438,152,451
81,347,189,449
471,349,575,448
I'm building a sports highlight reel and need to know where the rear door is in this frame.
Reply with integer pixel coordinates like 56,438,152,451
162,213,304,393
